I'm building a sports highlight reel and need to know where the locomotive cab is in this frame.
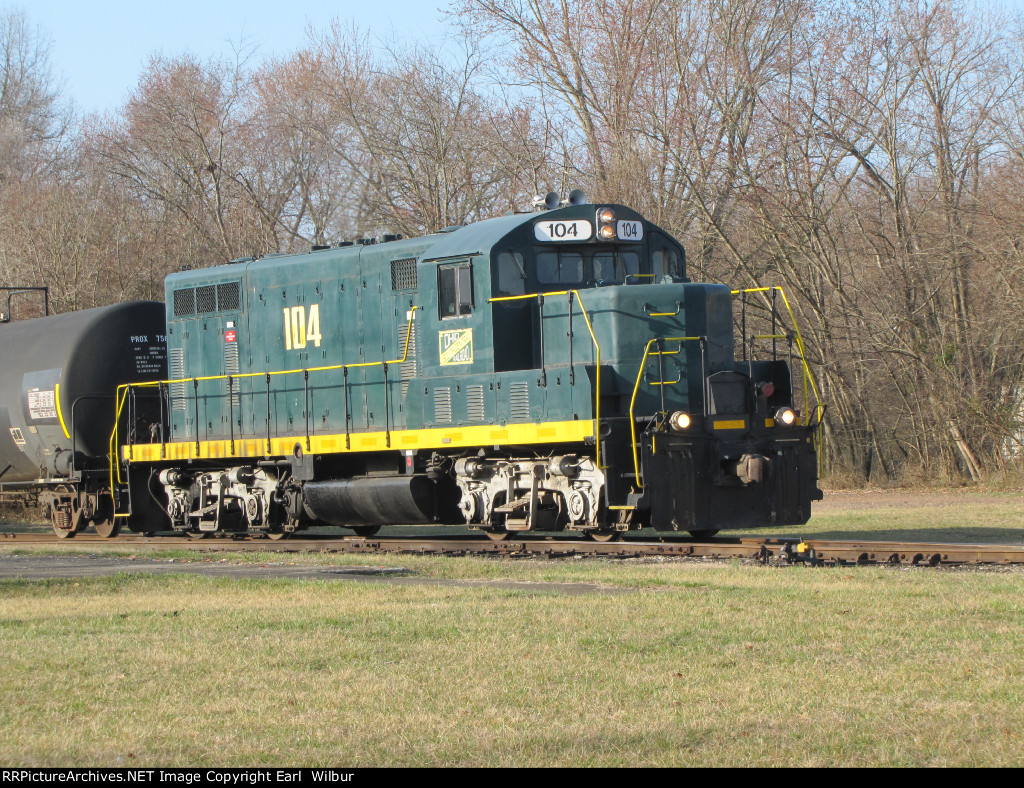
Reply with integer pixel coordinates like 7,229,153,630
409,202,820,537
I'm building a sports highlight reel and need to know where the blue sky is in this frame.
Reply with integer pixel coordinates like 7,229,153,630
10,0,1024,115
12,0,451,114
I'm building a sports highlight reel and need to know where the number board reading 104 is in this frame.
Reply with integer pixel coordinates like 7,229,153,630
617,220,644,241
534,220,593,242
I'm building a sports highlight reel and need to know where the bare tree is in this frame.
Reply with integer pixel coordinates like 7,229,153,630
91,52,259,263
308,24,548,236
0,8,70,182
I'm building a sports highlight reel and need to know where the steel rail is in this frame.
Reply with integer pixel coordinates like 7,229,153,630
4,532,1024,566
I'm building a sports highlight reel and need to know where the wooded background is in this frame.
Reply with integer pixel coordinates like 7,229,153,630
2,0,1023,483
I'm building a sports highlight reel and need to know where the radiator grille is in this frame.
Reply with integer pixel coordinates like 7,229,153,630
224,343,240,408
172,281,241,317
173,289,195,317
510,382,531,422
391,258,418,290
196,285,216,313
399,322,418,397
433,387,452,423
169,348,186,413
217,282,240,310
466,385,485,421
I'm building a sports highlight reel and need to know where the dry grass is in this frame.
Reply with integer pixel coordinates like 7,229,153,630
732,492,1024,544
1,560,1023,767
2,489,1023,767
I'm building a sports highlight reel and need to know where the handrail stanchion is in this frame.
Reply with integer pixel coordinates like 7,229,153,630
537,294,546,387
741,290,747,362
343,366,351,449
383,362,391,448
568,291,575,386
192,378,200,456
700,338,708,416
771,287,778,361
656,338,666,413
228,375,235,456
303,369,310,452
158,381,167,458
265,372,272,455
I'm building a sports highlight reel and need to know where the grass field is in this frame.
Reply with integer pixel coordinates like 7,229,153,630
1,490,1023,767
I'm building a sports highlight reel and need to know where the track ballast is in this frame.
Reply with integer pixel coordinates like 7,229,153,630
4,531,1024,567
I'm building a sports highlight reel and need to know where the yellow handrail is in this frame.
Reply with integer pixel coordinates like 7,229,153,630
730,287,823,425
109,384,132,515
488,290,603,468
109,306,420,515
626,286,823,488
628,337,707,488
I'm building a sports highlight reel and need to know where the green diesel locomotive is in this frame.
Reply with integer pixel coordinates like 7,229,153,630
32,196,824,540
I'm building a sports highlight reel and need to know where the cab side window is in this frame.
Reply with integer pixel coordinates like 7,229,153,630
651,234,685,281
439,262,473,318
495,252,527,297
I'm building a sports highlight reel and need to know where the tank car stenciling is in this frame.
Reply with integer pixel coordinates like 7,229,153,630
0,302,168,537
6,201,823,539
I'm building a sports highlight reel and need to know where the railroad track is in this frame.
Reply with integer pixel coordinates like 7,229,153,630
3,531,1023,566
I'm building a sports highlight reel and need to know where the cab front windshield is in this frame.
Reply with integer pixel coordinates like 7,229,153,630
494,246,683,297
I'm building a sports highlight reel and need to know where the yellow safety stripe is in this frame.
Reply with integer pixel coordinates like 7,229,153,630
54,383,70,439
122,419,595,463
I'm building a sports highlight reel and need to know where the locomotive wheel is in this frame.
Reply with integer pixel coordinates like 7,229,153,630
585,529,622,543
186,530,210,540
92,494,120,538
265,529,290,541
584,502,630,542
351,525,381,537
93,520,122,538
688,529,720,538
483,528,512,542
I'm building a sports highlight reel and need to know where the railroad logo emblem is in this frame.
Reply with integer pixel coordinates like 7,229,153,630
439,328,473,365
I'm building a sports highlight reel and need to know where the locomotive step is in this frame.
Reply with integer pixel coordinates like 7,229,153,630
493,496,531,514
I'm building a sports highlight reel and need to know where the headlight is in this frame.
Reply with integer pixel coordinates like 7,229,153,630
774,407,796,426
669,411,692,431
597,208,615,223
598,224,616,239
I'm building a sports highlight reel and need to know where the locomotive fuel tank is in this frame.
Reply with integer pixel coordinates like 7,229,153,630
0,301,167,483
302,475,462,526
